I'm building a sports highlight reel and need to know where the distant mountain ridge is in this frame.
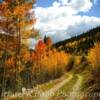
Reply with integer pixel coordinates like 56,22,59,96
53,26,100,55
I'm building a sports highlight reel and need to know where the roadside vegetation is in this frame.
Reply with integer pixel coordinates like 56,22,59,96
0,0,100,99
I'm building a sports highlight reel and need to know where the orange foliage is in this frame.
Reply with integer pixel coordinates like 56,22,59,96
35,39,46,54
13,3,32,17
0,0,36,38
45,37,52,47
5,57,15,68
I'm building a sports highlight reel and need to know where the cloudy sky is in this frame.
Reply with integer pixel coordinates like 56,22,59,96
33,0,100,42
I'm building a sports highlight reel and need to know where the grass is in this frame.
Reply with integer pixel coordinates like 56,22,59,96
49,74,78,100
4,66,91,100
38,73,69,92
80,65,91,91
5,73,69,100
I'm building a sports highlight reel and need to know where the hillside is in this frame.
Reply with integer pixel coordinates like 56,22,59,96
54,26,100,55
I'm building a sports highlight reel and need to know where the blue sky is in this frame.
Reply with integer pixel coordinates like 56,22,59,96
36,0,54,7
34,0,100,43
79,0,100,17
36,0,100,17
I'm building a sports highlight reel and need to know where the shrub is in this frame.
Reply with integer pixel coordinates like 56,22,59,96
88,43,100,69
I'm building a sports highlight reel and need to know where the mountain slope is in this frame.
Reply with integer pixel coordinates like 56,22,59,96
54,26,100,55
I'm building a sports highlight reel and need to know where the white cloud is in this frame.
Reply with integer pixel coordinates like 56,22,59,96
42,16,100,42
53,0,93,12
33,0,100,43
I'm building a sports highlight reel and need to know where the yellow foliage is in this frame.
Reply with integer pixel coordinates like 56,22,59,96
75,56,81,66
39,49,70,73
88,43,100,68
